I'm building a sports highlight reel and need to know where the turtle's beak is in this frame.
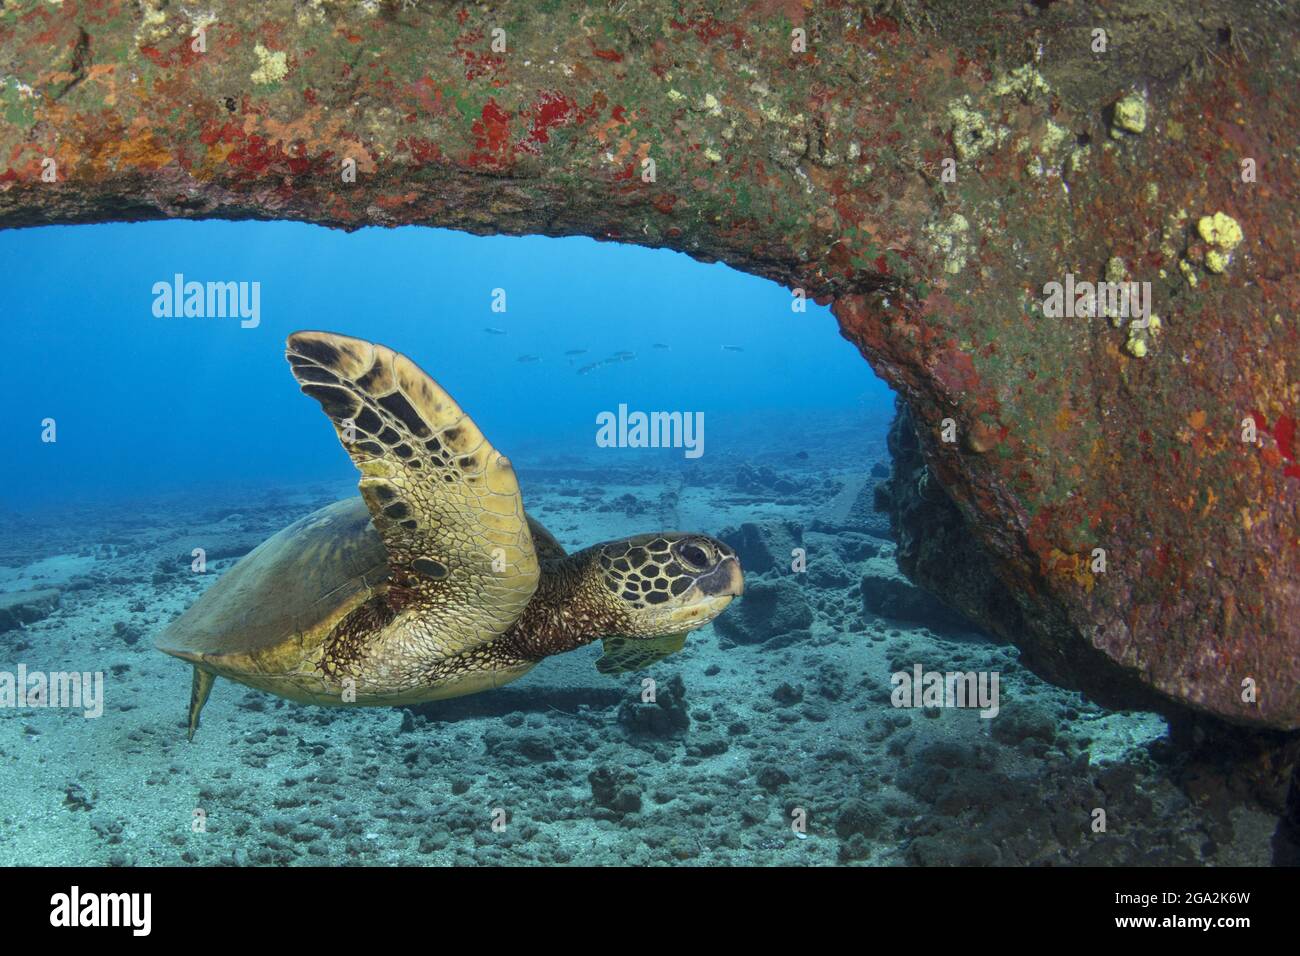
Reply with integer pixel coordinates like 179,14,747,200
698,555,744,598
663,558,743,631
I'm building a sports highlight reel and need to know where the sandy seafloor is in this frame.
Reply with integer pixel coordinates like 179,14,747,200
0,416,1281,867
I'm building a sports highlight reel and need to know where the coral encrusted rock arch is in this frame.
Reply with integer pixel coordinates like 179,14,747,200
1,1,1296,727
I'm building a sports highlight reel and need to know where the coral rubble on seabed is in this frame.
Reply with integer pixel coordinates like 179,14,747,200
0,415,1277,866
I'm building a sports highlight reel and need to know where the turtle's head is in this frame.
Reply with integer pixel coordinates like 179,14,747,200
594,533,744,638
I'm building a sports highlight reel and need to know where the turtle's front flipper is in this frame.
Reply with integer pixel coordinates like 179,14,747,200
596,632,690,675
285,331,541,658
187,666,216,742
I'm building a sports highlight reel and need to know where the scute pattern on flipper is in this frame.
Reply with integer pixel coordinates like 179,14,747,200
286,331,539,662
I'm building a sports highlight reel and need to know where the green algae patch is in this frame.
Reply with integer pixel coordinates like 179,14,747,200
1,76,37,130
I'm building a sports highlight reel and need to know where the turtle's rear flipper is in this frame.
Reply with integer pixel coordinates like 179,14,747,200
187,667,216,742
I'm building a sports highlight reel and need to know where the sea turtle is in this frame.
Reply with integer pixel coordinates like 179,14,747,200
156,331,744,739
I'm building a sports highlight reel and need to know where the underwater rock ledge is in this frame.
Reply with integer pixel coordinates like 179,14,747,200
873,398,1166,715
0,0,1296,727
876,398,1300,812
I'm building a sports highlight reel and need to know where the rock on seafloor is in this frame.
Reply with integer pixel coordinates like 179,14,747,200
0,588,60,633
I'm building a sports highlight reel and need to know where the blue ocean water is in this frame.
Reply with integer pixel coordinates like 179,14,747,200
0,222,891,510
0,222,1263,867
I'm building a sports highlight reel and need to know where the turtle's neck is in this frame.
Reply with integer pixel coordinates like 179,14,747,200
495,551,619,661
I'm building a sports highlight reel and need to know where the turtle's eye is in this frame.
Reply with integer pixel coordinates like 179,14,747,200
675,540,712,571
